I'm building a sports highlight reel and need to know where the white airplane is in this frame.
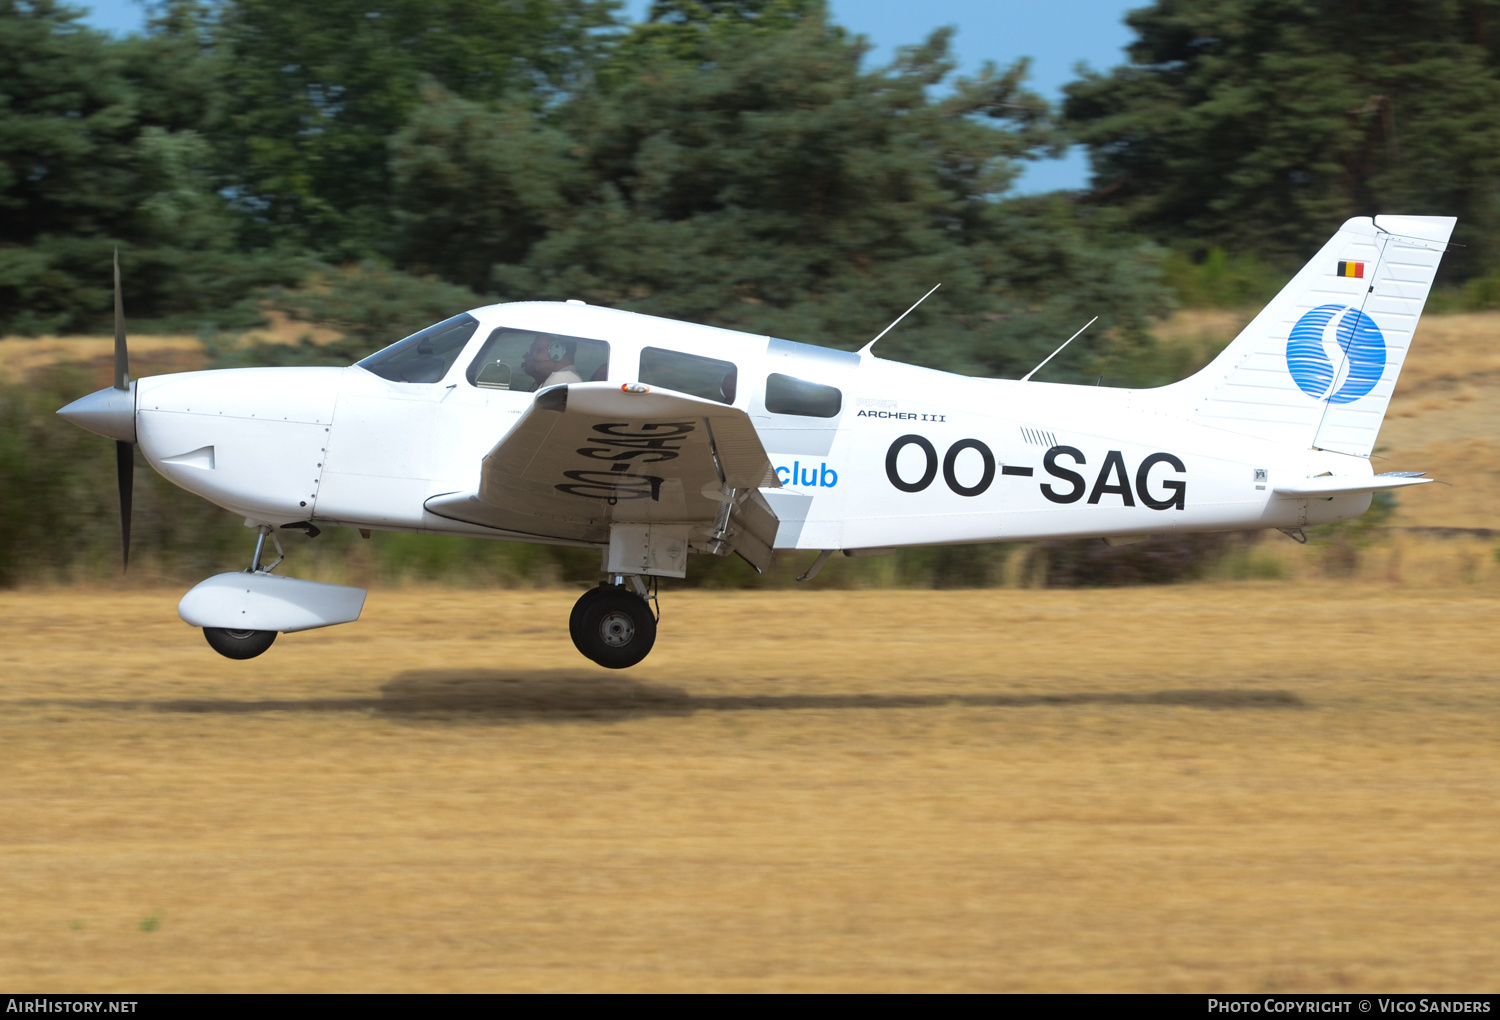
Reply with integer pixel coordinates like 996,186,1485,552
58,214,1453,667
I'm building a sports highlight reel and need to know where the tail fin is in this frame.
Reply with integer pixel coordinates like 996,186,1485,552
1161,215,1455,457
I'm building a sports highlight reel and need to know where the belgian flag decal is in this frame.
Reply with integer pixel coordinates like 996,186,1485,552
1337,260,1366,278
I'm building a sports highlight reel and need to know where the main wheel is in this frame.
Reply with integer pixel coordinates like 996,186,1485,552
571,587,656,669
568,585,613,649
203,627,277,660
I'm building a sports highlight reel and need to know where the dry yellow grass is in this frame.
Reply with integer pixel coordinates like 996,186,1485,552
0,333,206,386
0,311,342,385
4,309,1499,989
3,584,1499,991
1375,313,1500,530
1147,310,1500,531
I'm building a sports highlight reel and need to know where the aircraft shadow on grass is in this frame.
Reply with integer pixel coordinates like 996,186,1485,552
78,672,1304,725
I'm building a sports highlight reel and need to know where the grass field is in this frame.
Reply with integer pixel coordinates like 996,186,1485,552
2,584,1499,991
3,310,1498,989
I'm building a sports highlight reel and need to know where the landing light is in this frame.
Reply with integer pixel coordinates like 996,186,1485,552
622,383,649,394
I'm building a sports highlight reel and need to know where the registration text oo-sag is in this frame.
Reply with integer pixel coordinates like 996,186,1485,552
57,216,1454,668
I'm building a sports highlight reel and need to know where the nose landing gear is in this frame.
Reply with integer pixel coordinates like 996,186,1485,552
199,525,284,660
184,525,363,660
569,577,658,669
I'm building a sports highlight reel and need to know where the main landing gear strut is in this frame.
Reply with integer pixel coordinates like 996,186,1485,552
569,575,658,669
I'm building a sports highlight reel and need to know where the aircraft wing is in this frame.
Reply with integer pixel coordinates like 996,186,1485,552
425,382,780,567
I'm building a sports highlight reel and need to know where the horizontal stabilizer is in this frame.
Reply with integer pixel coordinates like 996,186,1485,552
1273,473,1432,498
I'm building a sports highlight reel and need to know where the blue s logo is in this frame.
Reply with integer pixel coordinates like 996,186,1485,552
1285,304,1386,404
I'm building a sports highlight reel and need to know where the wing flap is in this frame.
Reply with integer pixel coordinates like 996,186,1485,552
728,489,780,573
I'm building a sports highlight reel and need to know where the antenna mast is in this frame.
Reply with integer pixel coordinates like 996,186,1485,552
858,283,941,356
1019,316,1098,383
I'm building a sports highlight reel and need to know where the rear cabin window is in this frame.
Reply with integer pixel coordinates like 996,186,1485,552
466,328,610,392
639,347,737,404
765,373,842,418
357,313,479,384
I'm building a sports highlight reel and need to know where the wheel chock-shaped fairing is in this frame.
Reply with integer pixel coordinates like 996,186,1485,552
178,572,367,633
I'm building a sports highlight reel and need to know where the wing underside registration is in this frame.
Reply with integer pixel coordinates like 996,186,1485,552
425,382,780,567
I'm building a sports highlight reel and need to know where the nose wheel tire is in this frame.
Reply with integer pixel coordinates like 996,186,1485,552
203,627,277,660
570,587,656,669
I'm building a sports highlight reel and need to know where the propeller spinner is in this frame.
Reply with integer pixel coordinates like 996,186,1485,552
56,248,136,568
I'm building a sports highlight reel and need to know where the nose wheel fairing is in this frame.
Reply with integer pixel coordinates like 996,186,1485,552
179,571,367,634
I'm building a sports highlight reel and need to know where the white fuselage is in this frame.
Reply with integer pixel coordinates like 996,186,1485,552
134,301,1372,551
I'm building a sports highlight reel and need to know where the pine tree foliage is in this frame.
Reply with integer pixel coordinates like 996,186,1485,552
391,9,1169,379
1063,0,1500,274
213,0,622,260
0,0,292,333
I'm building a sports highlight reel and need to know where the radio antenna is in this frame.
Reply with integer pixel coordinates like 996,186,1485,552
858,283,941,356
1020,316,1098,383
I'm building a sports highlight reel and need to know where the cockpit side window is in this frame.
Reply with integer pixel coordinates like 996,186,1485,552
765,373,842,418
356,313,479,384
639,347,737,404
465,328,610,392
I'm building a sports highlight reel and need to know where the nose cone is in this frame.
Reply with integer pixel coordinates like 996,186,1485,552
58,384,137,443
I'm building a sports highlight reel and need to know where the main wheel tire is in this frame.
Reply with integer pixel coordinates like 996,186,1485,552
568,585,613,649
203,627,277,660
571,587,656,669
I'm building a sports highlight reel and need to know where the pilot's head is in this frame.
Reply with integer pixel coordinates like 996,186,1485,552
523,336,576,383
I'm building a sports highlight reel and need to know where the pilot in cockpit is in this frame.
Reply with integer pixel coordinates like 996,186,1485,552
522,336,583,389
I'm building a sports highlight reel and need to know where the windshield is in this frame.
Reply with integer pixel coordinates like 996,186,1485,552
356,313,479,383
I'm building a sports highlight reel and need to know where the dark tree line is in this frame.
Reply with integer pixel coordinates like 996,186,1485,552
0,0,1159,382
5,0,1499,371
1064,0,1500,278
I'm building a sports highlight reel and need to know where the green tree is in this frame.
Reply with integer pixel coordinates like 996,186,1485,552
212,262,485,368
1063,0,1500,276
389,90,578,292
0,0,290,334
607,0,827,68
213,0,622,261
391,12,1169,379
